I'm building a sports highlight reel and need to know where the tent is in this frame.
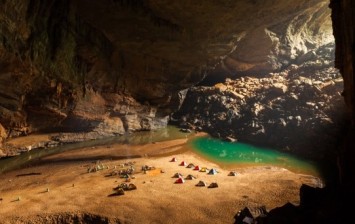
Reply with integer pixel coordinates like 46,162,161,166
172,173,183,178
185,174,196,180
199,167,208,172
179,161,187,166
170,157,177,162
186,163,195,168
228,171,238,176
193,165,200,171
115,188,125,195
195,180,207,187
175,178,185,184
208,182,218,188
128,183,137,190
121,174,130,179
113,183,128,191
208,168,218,175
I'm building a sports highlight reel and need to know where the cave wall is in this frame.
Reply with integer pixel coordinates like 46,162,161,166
330,0,355,126
0,0,179,142
0,0,333,147
330,0,355,204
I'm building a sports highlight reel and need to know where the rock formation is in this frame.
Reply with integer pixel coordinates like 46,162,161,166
173,43,345,159
0,123,7,155
232,1,355,222
2,0,355,222
0,0,336,157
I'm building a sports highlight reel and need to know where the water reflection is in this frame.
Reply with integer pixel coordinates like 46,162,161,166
0,126,189,173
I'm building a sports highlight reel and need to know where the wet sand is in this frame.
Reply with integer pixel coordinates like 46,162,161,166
0,136,322,223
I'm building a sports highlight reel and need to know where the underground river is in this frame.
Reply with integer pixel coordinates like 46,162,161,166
0,126,323,180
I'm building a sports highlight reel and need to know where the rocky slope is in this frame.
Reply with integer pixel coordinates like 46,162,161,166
173,43,345,159
0,0,334,157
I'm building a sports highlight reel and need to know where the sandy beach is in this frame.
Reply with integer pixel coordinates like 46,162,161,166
0,135,322,223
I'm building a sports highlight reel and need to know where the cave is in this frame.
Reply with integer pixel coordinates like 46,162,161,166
0,0,354,223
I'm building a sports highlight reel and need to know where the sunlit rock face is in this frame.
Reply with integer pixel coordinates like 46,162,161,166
0,0,333,148
173,43,345,158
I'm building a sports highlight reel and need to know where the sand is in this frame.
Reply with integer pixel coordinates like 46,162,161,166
0,135,322,224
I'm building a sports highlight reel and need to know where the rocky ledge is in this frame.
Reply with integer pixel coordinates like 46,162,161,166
173,44,345,159
0,88,170,158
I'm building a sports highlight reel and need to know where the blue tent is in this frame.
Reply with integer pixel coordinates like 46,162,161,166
208,168,218,175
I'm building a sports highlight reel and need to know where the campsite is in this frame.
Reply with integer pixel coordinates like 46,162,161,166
0,136,322,223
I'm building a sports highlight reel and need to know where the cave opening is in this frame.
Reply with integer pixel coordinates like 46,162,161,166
0,0,353,223
173,2,345,171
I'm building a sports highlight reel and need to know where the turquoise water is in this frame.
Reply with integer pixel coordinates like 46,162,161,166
0,127,321,177
191,136,320,176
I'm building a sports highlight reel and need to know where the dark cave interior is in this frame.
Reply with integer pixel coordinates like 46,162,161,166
0,0,355,223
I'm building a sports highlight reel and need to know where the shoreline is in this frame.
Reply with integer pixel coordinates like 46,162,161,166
0,126,199,159
0,135,323,223
0,130,324,181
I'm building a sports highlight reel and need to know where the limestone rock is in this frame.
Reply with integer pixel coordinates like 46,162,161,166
173,55,345,159
0,0,337,144
0,149,5,157
214,83,228,92
0,123,7,145
94,117,125,136
123,114,141,132
271,83,288,94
